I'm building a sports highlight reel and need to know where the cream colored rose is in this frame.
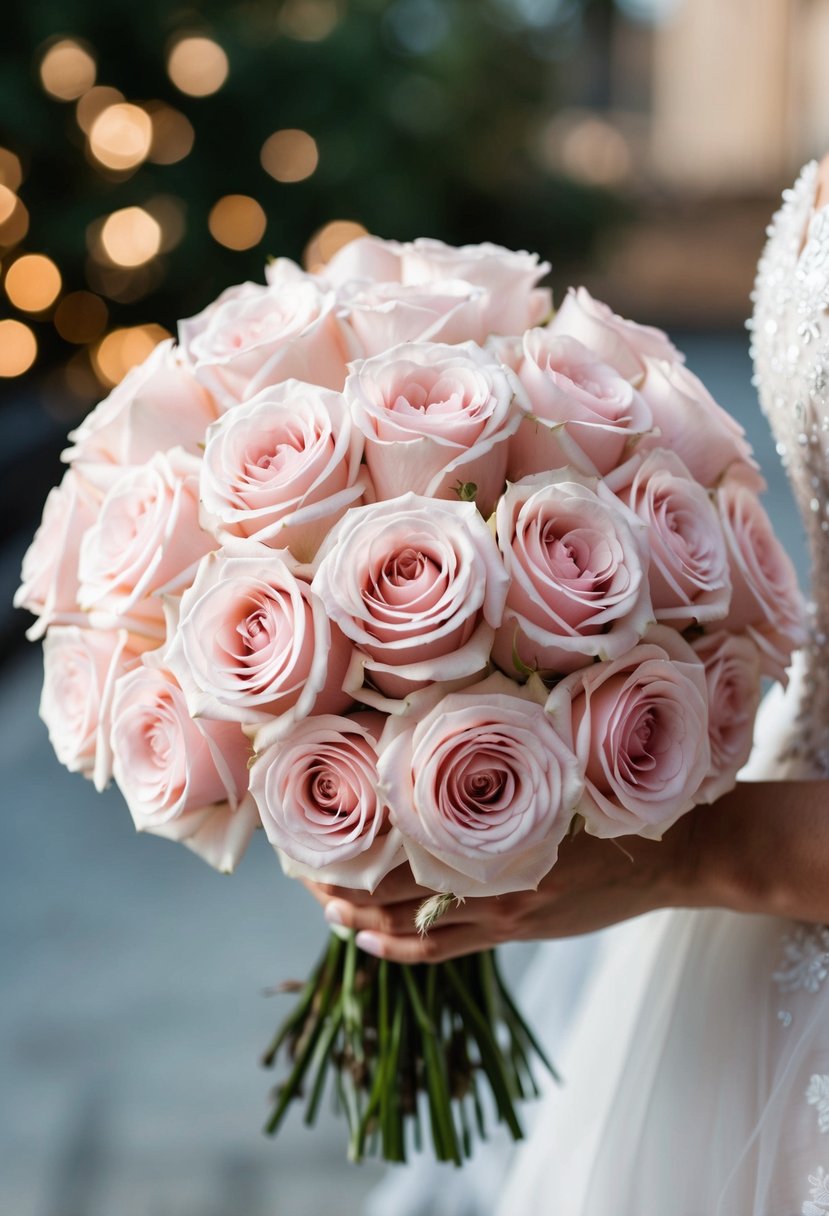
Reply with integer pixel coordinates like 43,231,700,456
549,286,681,380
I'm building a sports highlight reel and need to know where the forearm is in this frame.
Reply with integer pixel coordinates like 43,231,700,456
683,780,829,923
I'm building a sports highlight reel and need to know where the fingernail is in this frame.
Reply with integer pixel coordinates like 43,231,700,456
324,901,345,927
355,931,384,958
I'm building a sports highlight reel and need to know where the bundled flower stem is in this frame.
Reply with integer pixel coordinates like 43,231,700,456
262,932,554,1164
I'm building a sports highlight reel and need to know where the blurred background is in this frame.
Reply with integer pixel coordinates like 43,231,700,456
0,1,822,1213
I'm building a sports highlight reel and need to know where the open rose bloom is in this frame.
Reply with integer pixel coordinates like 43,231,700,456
17,231,804,1164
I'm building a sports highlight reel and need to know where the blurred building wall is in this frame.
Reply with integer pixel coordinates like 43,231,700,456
651,0,829,191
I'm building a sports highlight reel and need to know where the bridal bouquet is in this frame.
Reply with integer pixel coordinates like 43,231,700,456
17,232,804,1164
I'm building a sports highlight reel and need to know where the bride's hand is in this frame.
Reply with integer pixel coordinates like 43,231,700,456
302,814,701,963
302,778,829,962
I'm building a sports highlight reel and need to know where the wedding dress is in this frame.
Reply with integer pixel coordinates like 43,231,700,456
366,161,829,1216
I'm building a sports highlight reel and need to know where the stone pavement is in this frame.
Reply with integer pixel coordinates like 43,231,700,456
0,335,808,1216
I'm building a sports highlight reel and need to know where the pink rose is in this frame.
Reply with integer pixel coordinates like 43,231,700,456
40,626,150,791
250,710,404,891
546,626,710,839
338,280,490,356
199,379,366,562
14,468,100,641
400,238,552,334
691,631,762,803
492,472,652,677
165,549,352,725
508,332,653,480
110,664,257,872
377,673,583,896
609,448,732,627
312,494,509,705
63,340,217,476
77,450,212,639
717,479,807,679
548,286,681,380
637,359,759,488
317,235,404,289
179,279,349,407
344,340,521,517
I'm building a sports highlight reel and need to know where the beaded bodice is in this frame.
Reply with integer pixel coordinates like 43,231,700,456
750,160,829,774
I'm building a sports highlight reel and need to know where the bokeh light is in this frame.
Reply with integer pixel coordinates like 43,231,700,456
89,103,153,171
100,207,162,267
279,0,342,41
304,219,369,270
261,129,319,183
39,39,97,101
93,323,171,386
144,195,187,252
167,36,229,97
0,149,23,192
0,319,37,377
54,291,108,344
559,115,632,185
208,195,266,250
146,103,195,164
4,254,62,313
75,86,124,134
0,193,30,247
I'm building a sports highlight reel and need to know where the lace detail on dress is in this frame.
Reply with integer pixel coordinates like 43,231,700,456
807,1075,829,1134
802,1167,829,1215
751,160,829,776
773,925,829,995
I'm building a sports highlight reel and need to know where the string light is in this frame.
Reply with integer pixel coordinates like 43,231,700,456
39,39,97,101
0,149,23,192
0,319,37,377
167,36,229,97
208,195,266,250
260,129,319,183
75,86,124,134
89,103,153,172
5,254,62,313
54,291,108,344
100,206,162,267
146,103,195,164
0,186,16,226
93,324,171,386
304,219,368,270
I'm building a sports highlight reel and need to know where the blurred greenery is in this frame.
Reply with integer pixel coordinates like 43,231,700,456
0,0,628,386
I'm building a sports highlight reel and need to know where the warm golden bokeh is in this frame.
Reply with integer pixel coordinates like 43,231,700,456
39,39,97,101
144,195,187,252
304,219,369,270
146,103,195,165
89,103,153,172
278,0,341,42
54,291,109,344
0,319,37,377
167,36,229,97
260,128,319,183
4,254,62,313
75,86,125,135
93,323,171,386
100,206,162,267
0,194,30,248
208,194,267,250
0,149,23,192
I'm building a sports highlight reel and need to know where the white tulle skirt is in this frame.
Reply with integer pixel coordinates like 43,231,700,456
368,654,829,1216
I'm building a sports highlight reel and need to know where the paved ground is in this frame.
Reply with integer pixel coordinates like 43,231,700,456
0,334,809,1216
